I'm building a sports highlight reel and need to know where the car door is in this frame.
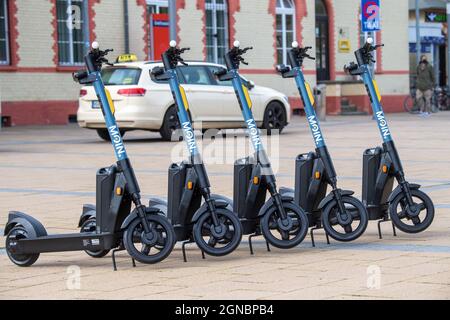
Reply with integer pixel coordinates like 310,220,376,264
207,65,242,122
208,65,262,123
177,65,225,124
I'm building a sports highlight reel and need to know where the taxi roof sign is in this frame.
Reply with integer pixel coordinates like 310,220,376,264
116,54,138,63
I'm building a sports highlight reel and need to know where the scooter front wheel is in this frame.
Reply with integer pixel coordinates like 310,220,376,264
260,201,308,249
80,218,110,258
193,208,242,257
6,226,40,267
322,195,368,242
123,214,175,264
389,189,434,233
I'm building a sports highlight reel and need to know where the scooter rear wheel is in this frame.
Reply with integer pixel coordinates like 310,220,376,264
389,189,434,233
123,214,175,264
193,208,242,257
6,226,39,267
80,218,110,258
322,195,368,242
260,201,308,249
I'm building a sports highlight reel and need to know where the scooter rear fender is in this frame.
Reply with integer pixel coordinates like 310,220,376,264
78,204,96,227
4,211,48,238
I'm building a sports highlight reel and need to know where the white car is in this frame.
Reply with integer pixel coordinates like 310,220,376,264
77,60,291,141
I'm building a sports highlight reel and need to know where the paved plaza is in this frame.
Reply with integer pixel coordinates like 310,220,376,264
0,112,449,300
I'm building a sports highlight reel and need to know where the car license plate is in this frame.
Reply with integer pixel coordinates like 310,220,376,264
91,101,101,109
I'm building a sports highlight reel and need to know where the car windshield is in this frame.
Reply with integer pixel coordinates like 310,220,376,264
101,67,141,85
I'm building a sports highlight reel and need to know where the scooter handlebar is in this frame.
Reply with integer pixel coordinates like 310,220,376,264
164,42,191,68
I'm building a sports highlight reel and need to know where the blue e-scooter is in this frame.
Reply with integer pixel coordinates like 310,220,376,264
276,42,369,244
344,38,434,234
150,41,242,259
4,43,176,268
215,41,309,251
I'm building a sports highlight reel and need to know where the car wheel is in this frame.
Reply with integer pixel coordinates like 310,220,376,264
160,106,182,141
262,101,287,135
96,128,125,142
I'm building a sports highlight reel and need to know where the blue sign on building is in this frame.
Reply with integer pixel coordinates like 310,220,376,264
361,0,381,32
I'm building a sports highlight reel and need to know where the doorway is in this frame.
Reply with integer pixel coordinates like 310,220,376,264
315,0,330,81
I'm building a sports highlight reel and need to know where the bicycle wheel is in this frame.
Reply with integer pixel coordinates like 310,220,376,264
403,95,420,114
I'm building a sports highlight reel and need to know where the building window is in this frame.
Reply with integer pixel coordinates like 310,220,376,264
205,0,229,64
0,0,9,65
56,0,89,66
276,0,295,65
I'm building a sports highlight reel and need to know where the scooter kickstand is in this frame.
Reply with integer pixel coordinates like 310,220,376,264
378,216,395,239
266,241,271,252
377,220,383,239
325,232,330,245
392,222,397,237
201,251,206,260
112,248,120,271
248,233,256,255
310,226,318,247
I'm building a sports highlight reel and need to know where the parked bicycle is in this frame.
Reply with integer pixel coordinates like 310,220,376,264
403,86,448,114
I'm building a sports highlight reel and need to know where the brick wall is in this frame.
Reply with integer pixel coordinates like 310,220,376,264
0,0,411,125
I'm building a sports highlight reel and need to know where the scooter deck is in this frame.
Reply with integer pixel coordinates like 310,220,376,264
9,232,117,254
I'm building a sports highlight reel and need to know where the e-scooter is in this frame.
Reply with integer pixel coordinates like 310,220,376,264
149,41,242,261
344,38,434,234
275,42,369,245
4,42,175,269
215,41,309,252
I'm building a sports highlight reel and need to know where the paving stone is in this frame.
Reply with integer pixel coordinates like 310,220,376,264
1,114,450,299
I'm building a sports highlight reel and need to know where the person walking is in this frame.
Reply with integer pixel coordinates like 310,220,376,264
416,55,435,117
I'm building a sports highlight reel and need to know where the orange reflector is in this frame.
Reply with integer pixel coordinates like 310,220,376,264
116,187,123,195
382,165,388,173
187,181,193,190
253,176,260,185
315,171,321,179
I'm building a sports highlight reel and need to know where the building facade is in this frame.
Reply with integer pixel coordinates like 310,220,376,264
408,0,448,87
0,0,410,126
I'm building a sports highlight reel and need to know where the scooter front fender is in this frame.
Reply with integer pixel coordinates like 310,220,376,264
317,190,355,210
387,183,421,203
4,211,47,238
257,195,295,217
190,198,231,223
120,207,165,230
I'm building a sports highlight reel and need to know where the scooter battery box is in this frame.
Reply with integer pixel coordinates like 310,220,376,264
96,165,118,231
168,162,188,225
233,157,253,218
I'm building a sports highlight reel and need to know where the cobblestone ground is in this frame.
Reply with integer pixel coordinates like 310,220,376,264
0,113,449,300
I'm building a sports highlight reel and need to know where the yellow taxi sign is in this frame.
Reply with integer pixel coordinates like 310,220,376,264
116,54,138,63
